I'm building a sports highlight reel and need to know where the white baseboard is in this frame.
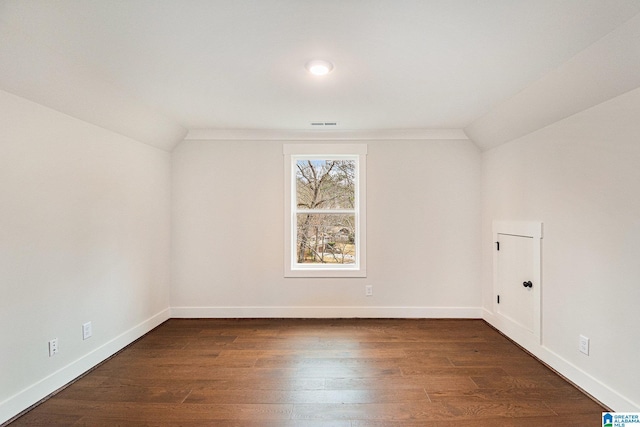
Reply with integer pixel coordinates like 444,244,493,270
170,306,483,319
0,308,171,425
482,309,639,412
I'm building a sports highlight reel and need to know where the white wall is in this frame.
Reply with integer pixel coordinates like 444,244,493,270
481,87,640,410
0,90,172,423
171,138,482,317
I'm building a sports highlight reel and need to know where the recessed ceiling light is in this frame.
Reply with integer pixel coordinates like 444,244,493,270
305,59,334,76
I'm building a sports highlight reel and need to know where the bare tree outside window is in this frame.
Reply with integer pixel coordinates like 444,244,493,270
295,160,356,264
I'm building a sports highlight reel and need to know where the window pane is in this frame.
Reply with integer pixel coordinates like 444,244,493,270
296,160,355,209
296,213,356,264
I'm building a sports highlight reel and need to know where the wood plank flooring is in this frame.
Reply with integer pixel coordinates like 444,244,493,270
8,319,606,426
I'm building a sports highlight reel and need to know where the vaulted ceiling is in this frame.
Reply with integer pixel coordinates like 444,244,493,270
1,1,640,151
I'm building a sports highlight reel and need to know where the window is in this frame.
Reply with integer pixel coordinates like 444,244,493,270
284,144,367,277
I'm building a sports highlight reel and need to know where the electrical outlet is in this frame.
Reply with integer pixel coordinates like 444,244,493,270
82,321,92,340
48,338,58,357
579,335,590,355
365,285,373,296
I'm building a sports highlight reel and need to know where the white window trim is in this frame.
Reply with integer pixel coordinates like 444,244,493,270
284,143,367,278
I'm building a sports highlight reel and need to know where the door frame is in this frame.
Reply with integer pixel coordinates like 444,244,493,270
493,221,543,343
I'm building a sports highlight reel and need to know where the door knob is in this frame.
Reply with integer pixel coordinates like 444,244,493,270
523,281,533,288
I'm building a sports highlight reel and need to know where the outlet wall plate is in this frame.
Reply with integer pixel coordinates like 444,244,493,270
48,338,58,357
82,322,92,340
579,335,590,355
365,285,373,296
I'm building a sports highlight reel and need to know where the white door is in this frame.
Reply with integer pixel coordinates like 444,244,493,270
496,233,535,333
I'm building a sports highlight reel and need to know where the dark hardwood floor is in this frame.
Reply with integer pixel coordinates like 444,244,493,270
8,319,606,426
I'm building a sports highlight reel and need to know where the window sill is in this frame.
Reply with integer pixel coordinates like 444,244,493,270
285,267,367,278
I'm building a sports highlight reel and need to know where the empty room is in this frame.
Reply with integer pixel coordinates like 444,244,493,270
1,1,639,425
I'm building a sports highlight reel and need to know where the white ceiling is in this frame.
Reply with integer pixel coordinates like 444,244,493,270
1,0,640,150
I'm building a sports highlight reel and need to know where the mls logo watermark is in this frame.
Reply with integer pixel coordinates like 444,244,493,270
603,412,640,427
